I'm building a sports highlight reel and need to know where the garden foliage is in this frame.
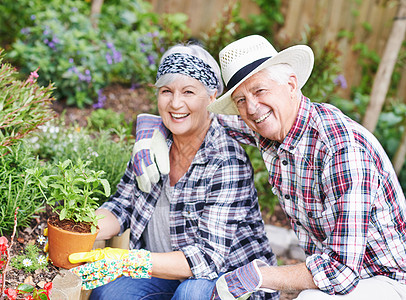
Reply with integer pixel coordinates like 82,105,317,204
0,51,55,152
0,0,405,229
4,0,189,108
0,53,55,235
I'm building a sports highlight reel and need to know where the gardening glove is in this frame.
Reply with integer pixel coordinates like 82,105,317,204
211,259,275,300
43,227,48,253
69,247,152,290
132,113,170,193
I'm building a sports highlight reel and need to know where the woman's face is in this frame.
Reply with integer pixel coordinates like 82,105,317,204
158,75,215,139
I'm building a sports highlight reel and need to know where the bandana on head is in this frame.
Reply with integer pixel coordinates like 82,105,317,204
156,53,219,90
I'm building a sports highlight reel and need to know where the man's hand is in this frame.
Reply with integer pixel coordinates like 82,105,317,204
211,260,274,300
69,248,151,290
132,114,170,193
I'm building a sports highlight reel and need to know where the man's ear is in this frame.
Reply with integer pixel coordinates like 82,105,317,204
288,74,298,96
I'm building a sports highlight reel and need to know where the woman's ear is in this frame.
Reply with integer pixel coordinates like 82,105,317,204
209,91,218,104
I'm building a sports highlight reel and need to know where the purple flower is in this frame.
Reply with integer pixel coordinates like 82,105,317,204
147,55,155,65
112,50,122,63
43,28,50,36
130,82,141,90
105,53,113,65
93,89,107,109
69,58,74,63
68,66,78,73
20,28,30,35
333,74,347,89
31,15,36,20
106,42,114,49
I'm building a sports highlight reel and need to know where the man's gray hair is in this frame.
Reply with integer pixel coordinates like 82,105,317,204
262,63,302,96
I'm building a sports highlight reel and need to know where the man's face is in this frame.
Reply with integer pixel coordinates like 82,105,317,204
231,70,300,142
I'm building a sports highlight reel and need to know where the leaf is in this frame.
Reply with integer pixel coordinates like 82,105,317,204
17,283,35,293
61,159,71,170
59,208,67,220
100,179,111,197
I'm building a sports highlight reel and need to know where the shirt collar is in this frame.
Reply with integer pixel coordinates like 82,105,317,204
257,95,311,154
280,95,311,153
167,117,220,165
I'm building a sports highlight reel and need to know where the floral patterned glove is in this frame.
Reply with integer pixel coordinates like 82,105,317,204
211,259,274,300
69,248,152,290
132,113,170,193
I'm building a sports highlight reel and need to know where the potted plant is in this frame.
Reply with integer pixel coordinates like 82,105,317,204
27,158,110,269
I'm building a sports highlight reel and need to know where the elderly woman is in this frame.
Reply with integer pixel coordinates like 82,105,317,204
70,44,277,300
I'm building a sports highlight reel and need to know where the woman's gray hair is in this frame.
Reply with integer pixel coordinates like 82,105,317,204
155,44,223,97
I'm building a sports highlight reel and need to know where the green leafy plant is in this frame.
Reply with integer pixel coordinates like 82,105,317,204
27,118,132,204
236,0,284,42
11,244,48,272
0,0,43,47
87,108,132,137
27,159,111,233
4,282,52,300
300,26,343,102
0,142,46,235
0,50,55,153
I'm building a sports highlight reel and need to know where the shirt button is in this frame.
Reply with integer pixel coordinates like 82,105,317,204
308,211,313,218
282,160,288,166
289,146,294,150
296,221,302,226
284,194,290,200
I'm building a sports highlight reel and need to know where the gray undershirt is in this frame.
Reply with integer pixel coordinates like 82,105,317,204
142,177,173,253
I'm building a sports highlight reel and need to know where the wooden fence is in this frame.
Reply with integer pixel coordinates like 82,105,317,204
147,0,406,102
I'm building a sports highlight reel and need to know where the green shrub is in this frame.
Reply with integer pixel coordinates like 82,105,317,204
0,50,55,153
0,0,43,47
6,0,185,108
0,142,45,235
87,108,133,137
300,27,343,102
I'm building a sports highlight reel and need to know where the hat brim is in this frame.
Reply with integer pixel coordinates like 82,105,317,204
207,45,314,115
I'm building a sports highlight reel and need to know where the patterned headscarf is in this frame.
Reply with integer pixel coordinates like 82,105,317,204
156,53,220,90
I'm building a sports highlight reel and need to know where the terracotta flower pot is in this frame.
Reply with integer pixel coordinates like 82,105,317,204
47,219,99,269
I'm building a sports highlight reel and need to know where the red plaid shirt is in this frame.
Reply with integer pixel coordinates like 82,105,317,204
218,96,406,295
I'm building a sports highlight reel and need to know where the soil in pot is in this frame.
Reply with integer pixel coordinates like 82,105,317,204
47,215,99,269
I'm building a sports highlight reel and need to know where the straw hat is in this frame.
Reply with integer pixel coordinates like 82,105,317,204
207,35,314,115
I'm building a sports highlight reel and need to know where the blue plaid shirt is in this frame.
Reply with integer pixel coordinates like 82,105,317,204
218,96,406,295
101,118,276,286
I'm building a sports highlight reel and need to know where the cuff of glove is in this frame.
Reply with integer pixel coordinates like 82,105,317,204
122,249,152,278
252,259,276,294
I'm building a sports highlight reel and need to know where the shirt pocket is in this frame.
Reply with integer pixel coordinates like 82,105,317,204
300,199,336,244
181,202,202,236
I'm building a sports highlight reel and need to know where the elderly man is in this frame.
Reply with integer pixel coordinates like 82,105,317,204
132,35,406,299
